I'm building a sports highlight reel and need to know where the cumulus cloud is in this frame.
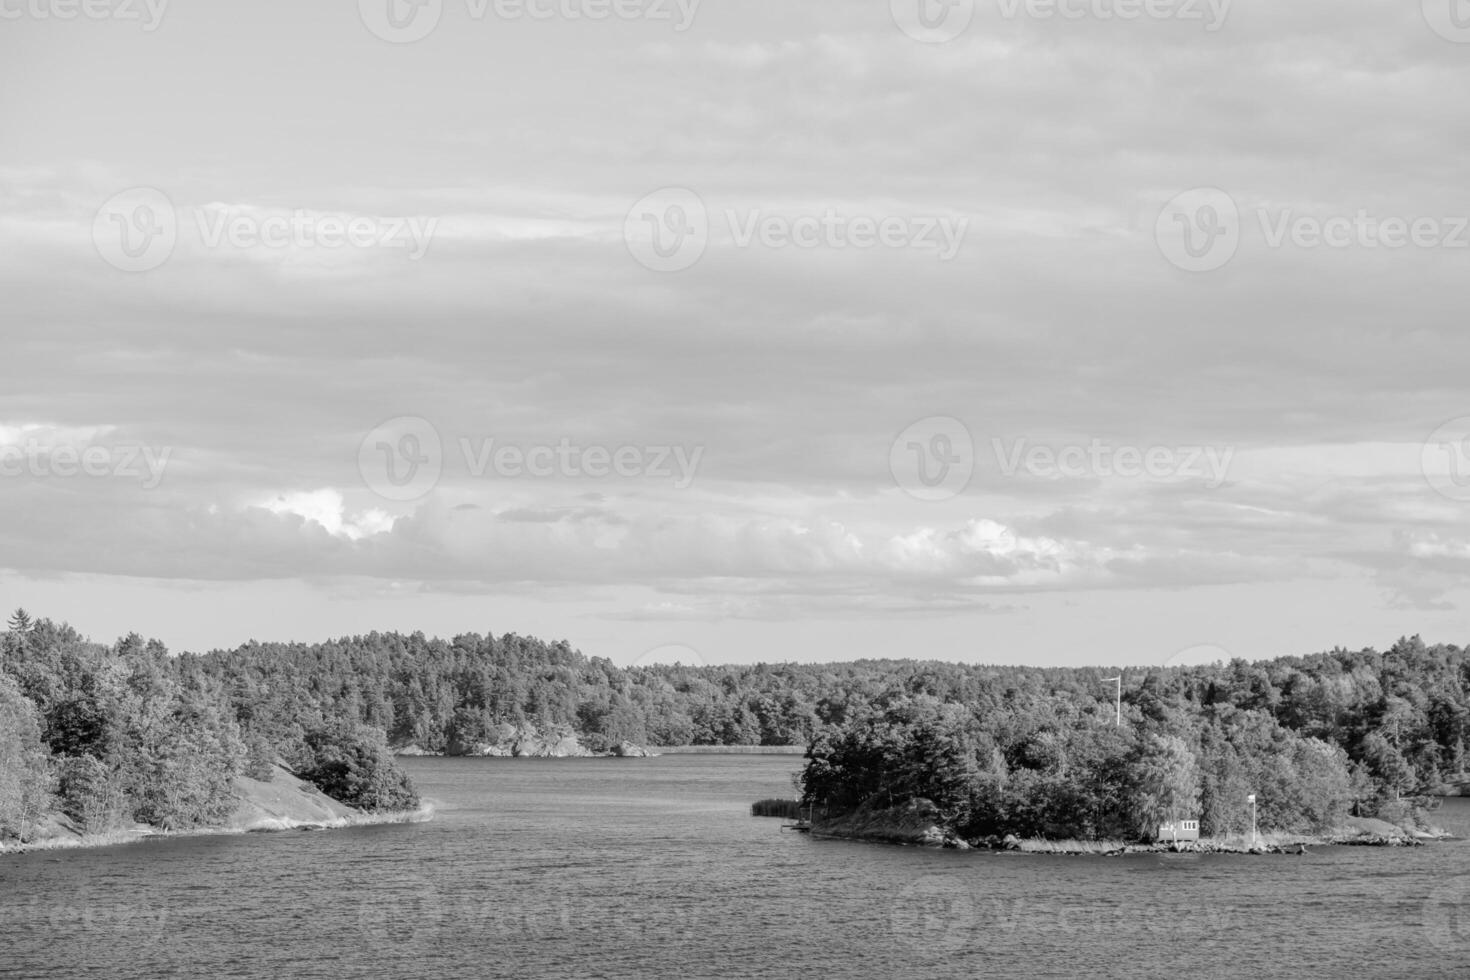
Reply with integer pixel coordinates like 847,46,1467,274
259,489,394,542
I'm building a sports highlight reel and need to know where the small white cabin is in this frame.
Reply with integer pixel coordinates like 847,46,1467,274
1157,819,1201,842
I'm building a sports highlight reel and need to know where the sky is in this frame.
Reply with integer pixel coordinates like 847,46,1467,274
2,0,1470,667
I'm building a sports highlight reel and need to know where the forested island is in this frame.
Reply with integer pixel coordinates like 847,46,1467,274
0,611,420,848
795,639,1470,850
2,608,1467,852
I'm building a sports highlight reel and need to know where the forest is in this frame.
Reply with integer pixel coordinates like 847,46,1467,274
2,607,1467,844
0,611,417,843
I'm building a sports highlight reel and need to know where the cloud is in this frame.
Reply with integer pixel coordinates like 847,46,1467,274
259,489,394,542
3,4,1470,652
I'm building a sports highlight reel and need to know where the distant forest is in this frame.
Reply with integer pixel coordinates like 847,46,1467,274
3,610,1468,844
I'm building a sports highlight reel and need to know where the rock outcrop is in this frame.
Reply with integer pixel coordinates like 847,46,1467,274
2,763,416,853
401,724,654,759
228,764,361,831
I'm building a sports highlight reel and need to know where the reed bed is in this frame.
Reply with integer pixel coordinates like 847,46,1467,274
750,798,802,818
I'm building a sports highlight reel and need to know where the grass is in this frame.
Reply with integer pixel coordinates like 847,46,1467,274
750,798,802,819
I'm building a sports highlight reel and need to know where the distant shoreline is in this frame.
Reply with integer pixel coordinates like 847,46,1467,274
395,743,808,758
656,745,807,755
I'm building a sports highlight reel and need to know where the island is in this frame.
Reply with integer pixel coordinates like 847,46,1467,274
790,641,1466,853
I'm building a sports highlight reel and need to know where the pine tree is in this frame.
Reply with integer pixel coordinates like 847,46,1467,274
6,609,33,634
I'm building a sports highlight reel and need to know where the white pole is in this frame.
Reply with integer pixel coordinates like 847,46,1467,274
1247,793,1257,848
1103,677,1121,726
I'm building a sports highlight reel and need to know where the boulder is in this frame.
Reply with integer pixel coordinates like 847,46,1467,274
511,727,594,758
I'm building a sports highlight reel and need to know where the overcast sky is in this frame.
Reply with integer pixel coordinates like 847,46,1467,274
2,1,1469,667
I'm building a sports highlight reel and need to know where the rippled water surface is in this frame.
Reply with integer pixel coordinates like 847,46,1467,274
3,757,1469,979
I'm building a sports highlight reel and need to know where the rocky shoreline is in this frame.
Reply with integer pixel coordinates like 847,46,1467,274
0,764,431,856
806,799,1447,854
394,726,814,758
395,727,655,759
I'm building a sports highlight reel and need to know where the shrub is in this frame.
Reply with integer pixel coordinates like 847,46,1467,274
297,723,419,812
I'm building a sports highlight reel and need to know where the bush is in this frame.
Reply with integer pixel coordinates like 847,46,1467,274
242,731,276,782
297,724,419,812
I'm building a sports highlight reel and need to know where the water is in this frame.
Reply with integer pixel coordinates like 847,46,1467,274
3,756,1469,979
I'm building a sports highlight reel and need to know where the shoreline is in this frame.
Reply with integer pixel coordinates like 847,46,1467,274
804,799,1451,854
0,806,433,857
395,742,808,758
807,827,1444,854
1,763,434,858
655,745,806,755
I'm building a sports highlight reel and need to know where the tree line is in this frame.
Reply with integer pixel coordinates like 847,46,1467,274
4,608,1466,844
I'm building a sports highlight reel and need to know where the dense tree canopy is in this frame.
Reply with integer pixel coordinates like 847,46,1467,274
797,637,1468,840
3,611,1466,845
0,616,421,842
